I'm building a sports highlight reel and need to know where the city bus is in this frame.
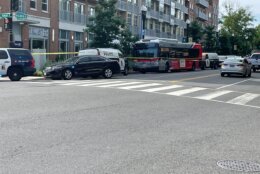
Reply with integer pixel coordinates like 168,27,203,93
131,38,203,73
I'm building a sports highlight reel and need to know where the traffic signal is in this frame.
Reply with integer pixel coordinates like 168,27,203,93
4,17,12,30
11,0,19,11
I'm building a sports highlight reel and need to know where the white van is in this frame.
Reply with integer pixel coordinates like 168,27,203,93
202,52,219,69
78,48,128,75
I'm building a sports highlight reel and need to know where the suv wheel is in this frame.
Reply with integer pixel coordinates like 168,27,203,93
8,68,22,81
123,67,128,76
103,68,113,78
62,69,73,80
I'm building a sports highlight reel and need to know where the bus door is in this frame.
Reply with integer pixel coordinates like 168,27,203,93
158,48,170,71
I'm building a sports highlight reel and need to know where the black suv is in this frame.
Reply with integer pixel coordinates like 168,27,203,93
0,48,36,81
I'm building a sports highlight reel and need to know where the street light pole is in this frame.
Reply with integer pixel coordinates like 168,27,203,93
186,19,190,43
141,5,147,40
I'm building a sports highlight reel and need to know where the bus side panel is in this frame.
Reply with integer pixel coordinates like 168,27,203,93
170,59,180,70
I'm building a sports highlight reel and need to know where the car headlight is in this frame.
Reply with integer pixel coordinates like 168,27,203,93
53,66,62,69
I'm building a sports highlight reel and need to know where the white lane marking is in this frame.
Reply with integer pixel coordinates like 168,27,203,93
166,87,207,96
217,79,250,89
77,81,124,86
141,85,183,92
195,90,233,100
97,82,142,87
60,81,109,86
227,93,260,105
118,83,161,90
249,79,260,82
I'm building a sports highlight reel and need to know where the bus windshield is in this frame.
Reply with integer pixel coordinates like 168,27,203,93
133,43,159,57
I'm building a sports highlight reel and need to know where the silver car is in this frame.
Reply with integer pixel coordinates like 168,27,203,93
220,57,252,77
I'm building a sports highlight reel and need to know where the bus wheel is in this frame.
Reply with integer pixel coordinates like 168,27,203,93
140,69,146,74
201,63,205,70
191,63,196,71
165,63,170,73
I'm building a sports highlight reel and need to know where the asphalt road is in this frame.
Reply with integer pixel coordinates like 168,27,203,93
1,69,260,174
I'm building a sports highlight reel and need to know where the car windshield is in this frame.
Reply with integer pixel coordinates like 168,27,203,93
64,56,79,63
225,58,243,63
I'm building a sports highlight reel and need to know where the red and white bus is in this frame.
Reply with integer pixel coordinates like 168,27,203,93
131,38,203,73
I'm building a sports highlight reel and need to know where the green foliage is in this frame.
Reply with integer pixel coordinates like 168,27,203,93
254,25,260,50
219,4,255,55
189,21,203,43
118,28,139,56
86,0,124,48
203,25,217,52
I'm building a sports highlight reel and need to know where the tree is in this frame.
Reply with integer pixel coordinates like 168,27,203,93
117,28,139,56
203,25,217,52
253,25,260,50
220,2,255,55
86,0,124,48
189,21,203,43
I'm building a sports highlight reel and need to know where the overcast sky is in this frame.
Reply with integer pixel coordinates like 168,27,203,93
219,0,260,26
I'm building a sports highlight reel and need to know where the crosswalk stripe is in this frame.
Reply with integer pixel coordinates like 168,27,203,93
227,93,260,105
77,81,124,86
141,85,183,92
166,87,207,96
195,90,232,100
118,83,161,90
97,82,143,87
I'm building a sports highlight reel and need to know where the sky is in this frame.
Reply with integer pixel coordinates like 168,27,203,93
219,0,260,26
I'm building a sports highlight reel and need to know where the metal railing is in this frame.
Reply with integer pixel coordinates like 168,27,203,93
59,10,73,23
196,0,209,8
197,11,208,21
74,13,87,25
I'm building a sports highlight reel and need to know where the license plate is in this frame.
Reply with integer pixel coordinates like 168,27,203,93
230,65,235,67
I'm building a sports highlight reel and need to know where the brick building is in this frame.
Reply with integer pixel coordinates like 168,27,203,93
0,0,219,55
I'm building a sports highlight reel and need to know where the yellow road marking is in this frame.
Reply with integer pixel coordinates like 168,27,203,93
171,74,219,83
32,52,78,55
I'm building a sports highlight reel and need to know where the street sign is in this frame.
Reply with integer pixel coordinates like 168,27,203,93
15,12,27,20
0,13,12,19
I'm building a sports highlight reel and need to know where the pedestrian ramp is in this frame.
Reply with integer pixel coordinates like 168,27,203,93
27,80,260,109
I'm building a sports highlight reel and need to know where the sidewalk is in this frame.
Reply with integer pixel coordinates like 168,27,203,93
0,76,45,81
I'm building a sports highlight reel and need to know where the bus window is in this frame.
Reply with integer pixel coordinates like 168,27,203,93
133,48,158,57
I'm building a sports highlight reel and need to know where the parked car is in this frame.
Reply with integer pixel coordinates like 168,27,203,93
248,53,260,72
201,53,219,69
78,48,128,75
43,55,121,80
0,48,36,81
220,57,252,77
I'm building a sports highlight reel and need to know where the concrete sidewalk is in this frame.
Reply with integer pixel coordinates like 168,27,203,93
0,76,45,81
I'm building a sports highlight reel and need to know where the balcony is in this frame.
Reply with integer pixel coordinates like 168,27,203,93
128,25,139,35
74,13,87,25
196,0,209,8
175,2,188,14
116,0,139,14
59,10,73,23
147,10,160,19
164,0,171,5
146,29,175,39
197,11,208,21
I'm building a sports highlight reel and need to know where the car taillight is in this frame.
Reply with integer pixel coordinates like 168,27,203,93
31,59,35,68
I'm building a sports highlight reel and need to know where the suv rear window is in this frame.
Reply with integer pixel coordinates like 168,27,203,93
251,54,260,59
7,49,33,60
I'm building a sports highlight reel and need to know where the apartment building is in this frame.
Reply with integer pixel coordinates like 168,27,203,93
0,0,90,56
188,0,219,28
0,0,218,54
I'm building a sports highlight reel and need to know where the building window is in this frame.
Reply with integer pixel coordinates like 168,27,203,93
59,30,70,58
89,7,95,16
42,0,48,11
150,21,153,30
134,15,138,26
30,0,36,9
60,0,70,11
127,13,132,25
74,3,84,14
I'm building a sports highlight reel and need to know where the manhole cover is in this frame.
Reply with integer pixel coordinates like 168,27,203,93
217,160,260,172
